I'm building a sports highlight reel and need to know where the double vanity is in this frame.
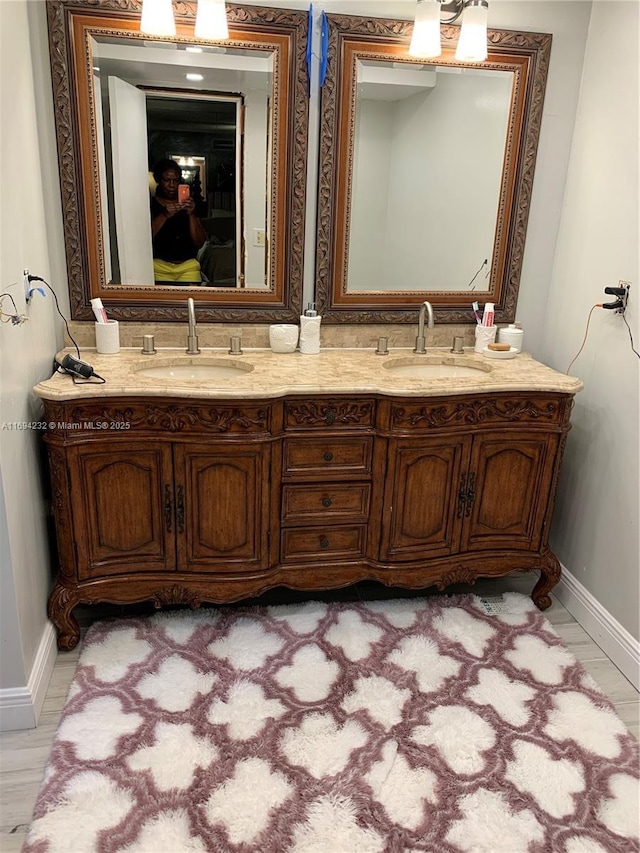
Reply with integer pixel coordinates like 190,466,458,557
35,347,582,650
40,1,570,652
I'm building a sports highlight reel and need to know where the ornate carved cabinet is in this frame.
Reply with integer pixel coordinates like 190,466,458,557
43,390,574,649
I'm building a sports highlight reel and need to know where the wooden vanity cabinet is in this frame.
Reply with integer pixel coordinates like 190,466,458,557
45,398,276,648
66,440,270,578
44,390,574,650
174,443,271,573
279,397,377,565
380,431,557,560
67,442,176,577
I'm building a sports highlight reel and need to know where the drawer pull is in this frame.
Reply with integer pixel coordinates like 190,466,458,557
322,497,332,508
320,537,330,549
323,451,334,462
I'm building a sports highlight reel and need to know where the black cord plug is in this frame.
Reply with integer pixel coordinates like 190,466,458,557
27,274,81,358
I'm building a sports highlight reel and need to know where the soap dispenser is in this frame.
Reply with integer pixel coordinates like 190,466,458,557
299,303,321,354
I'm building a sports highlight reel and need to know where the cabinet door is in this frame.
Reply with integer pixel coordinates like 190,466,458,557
462,432,558,552
380,437,469,561
175,443,271,572
69,443,175,579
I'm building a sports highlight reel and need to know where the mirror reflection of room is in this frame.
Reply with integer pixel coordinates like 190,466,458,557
92,36,273,291
348,59,512,293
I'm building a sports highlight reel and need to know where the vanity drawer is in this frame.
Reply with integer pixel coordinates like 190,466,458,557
281,483,371,525
280,526,367,562
284,398,375,430
282,437,373,477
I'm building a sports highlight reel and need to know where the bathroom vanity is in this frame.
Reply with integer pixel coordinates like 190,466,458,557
35,348,582,650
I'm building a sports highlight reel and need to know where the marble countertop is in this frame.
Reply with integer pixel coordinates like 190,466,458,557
34,347,584,401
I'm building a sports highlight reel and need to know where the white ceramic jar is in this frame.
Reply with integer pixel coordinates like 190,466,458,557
497,324,524,352
269,324,299,353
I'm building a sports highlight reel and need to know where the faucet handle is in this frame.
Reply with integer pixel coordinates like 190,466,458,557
228,336,243,355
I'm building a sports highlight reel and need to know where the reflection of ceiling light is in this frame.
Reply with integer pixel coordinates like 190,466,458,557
185,46,203,53
186,73,204,81
93,66,100,72
409,0,489,62
140,0,176,37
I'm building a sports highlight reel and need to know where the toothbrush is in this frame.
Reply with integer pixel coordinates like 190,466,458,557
472,301,481,324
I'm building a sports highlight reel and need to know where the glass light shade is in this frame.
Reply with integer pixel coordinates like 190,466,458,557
455,2,488,62
140,0,176,37
195,0,229,40
409,0,442,59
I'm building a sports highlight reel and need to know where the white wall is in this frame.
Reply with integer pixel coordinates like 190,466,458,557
0,0,68,729
541,0,639,639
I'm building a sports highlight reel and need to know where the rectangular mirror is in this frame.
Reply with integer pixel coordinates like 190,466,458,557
47,1,309,322
315,14,552,324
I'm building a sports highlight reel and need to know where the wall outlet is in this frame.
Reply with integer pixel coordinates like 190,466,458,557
618,280,631,312
23,268,30,303
253,229,266,248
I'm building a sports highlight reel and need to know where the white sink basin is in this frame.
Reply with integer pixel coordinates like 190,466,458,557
134,359,253,381
382,358,488,379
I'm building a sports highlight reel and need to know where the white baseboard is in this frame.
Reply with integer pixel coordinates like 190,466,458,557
555,565,640,691
0,621,58,732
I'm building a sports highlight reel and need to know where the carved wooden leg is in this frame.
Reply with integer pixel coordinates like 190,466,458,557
531,550,561,611
48,583,81,650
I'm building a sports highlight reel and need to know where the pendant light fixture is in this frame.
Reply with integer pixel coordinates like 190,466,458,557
140,0,229,40
140,0,176,37
408,0,442,59
409,0,489,62
455,0,489,61
195,0,229,40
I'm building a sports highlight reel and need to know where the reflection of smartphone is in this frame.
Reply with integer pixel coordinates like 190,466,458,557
178,185,190,203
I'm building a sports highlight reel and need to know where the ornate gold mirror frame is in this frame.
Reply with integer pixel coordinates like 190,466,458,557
315,14,552,324
47,1,309,322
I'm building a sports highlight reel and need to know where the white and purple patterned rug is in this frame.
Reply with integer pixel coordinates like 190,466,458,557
25,594,639,852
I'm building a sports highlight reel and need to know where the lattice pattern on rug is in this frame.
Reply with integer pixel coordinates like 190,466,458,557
25,593,639,852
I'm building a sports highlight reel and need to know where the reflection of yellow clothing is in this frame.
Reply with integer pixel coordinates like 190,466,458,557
153,258,201,283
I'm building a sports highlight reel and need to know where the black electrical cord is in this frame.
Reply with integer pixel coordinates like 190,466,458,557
466,259,488,291
0,292,18,313
622,311,640,359
27,274,81,359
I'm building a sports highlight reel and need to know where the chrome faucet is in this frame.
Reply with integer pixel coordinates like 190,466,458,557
186,297,200,354
414,300,434,354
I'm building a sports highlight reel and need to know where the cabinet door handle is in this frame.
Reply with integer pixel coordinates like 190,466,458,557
323,451,334,462
465,471,476,517
320,537,330,549
322,497,333,507
457,472,467,519
325,410,336,425
176,485,185,534
164,484,173,533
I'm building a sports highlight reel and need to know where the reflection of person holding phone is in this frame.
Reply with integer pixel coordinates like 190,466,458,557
150,159,207,285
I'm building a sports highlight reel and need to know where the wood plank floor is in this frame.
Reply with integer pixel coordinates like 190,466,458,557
1,579,638,852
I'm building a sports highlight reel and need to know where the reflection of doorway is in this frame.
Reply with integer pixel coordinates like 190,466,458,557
146,92,243,286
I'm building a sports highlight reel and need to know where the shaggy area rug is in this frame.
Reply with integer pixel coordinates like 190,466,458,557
25,594,639,853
